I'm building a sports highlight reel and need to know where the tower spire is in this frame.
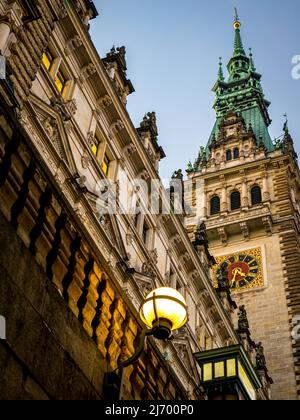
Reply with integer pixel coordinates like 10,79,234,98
218,57,225,82
233,8,246,56
249,48,256,72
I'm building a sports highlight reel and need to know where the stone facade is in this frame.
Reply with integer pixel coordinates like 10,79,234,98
0,0,270,401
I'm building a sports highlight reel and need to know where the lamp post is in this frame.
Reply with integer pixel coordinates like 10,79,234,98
103,287,188,400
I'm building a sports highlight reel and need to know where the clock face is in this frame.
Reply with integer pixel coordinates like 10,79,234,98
213,248,264,292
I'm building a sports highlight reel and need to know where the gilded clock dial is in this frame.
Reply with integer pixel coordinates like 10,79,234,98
216,254,260,290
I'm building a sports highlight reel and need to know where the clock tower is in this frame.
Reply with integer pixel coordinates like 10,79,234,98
185,13,300,400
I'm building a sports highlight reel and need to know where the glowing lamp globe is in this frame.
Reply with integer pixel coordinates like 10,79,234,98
140,287,188,340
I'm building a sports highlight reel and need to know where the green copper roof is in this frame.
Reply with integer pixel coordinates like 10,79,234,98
233,27,246,56
203,14,275,160
206,106,273,155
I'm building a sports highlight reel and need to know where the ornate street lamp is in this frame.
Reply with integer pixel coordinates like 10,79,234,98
140,287,188,340
103,287,188,400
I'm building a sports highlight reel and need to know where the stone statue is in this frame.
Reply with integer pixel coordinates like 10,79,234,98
256,342,267,368
238,305,250,330
171,169,183,181
216,262,230,289
140,112,158,139
186,161,193,172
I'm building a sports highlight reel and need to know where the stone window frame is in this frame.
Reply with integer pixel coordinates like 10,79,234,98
91,126,117,180
250,183,263,206
230,188,242,211
41,45,74,100
210,195,221,216
207,190,222,217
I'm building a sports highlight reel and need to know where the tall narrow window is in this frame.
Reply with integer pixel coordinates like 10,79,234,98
102,153,111,176
251,186,262,206
231,191,241,210
134,210,141,229
42,48,68,97
211,196,221,215
42,49,55,72
54,69,67,95
234,148,240,159
91,134,101,158
226,150,232,161
142,223,149,245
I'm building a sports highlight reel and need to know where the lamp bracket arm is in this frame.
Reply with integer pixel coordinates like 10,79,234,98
116,329,153,372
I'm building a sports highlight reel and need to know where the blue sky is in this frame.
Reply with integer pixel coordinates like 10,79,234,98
91,0,300,180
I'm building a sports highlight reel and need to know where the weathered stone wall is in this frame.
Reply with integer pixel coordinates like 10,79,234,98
0,210,104,400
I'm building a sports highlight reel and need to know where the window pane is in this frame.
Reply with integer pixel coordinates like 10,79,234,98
227,359,236,377
211,196,220,215
203,363,212,381
91,140,100,156
42,51,53,71
231,191,241,210
226,150,232,161
251,186,262,205
55,71,66,93
214,361,225,378
102,153,110,175
234,148,240,159
142,224,148,244
238,362,256,400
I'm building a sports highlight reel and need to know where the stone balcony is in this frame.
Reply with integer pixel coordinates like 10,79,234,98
205,203,273,244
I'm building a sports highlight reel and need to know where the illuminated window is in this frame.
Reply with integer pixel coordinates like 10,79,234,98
54,69,67,95
215,362,225,378
91,135,101,157
203,363,213,381
42,50,54,72
227,359,236,377
102,153,111,176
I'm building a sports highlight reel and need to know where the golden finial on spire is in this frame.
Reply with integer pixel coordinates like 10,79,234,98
234,7,241,29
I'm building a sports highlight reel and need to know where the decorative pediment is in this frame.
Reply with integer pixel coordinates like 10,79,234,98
173,333,199,379
28,94,78,174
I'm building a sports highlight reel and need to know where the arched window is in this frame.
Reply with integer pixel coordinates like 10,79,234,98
211,196,221,215
234,148,240,159
231,191,241,211
226,150,232,161
251,186,262,206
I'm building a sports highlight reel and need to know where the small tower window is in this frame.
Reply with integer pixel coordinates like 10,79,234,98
251,186,262,206
211,196,221,215
234,148,240,159
226,150,232,161
231,191,241,210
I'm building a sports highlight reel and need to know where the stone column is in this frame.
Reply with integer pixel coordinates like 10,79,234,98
0,21,11,53
242,179,249,207
262,174,270,201
221,186,227,212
